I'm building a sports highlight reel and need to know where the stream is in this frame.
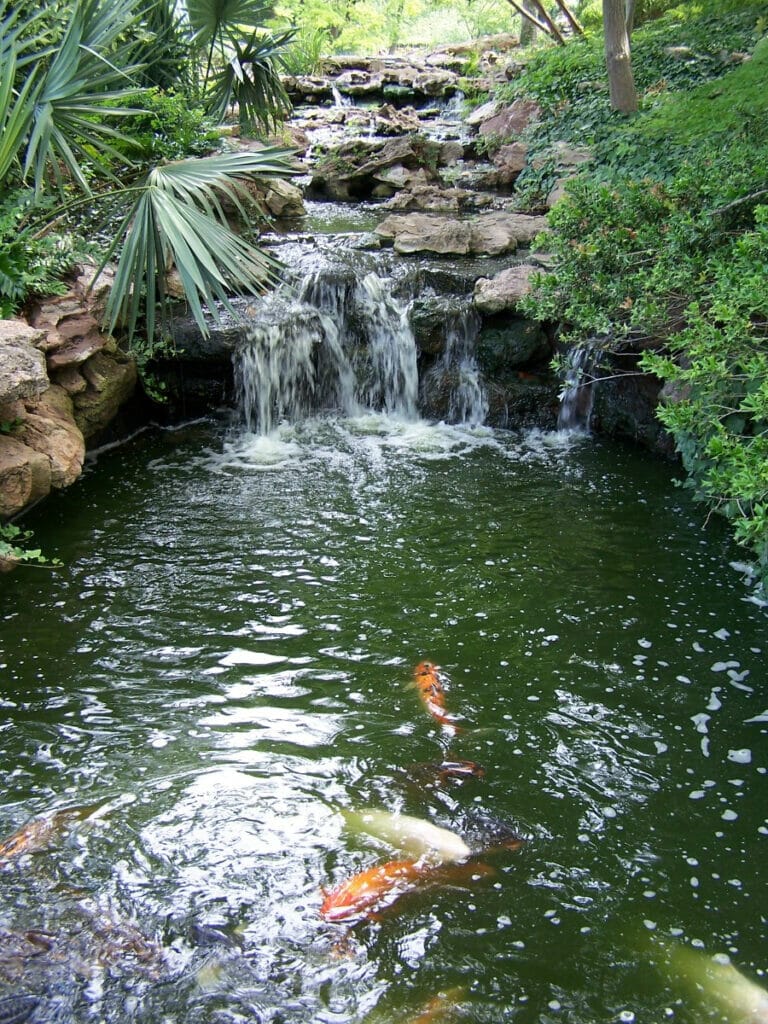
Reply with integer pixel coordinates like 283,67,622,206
1,72,767,1024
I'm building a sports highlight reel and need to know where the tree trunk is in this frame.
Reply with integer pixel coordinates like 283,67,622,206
603,0,638,113
519,0,538,45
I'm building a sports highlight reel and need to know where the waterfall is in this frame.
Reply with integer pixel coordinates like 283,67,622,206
421,307,488,427
331,85,353,108
557,343,597,431
233,269,419,433
445,309,487,427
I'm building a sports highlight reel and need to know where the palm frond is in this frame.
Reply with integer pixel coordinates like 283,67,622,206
186,0,273,46
205,28,294,130
0,50,37,183
21,0,146,194
103,148,294,343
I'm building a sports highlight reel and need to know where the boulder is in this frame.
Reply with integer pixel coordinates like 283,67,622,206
260,178,306,218
478,99,541,139
477,320,551,371
473,263,541,315
19,386,85,489
0,322,48,404
0,435,51,518
73,349,138,440
376,211,548,256
491,142,528,186
466,100,500,128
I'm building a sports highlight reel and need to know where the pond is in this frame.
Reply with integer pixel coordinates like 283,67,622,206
1,414,766,1024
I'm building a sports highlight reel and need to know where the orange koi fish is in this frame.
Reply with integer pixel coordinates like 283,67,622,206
320,858,494,924
412,661,462,735
0,805,97,864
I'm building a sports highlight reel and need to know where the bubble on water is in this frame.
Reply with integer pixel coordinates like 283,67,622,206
619,1011,636,1022
643,919,657,930
691,713,710,734
548,1000,561,1011
690,877,700,888
727,749,752,764
721,809,738,821
676,675,692,685
638,639,652,649
714,629,731,640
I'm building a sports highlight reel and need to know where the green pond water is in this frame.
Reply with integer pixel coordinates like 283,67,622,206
1,414,766,1024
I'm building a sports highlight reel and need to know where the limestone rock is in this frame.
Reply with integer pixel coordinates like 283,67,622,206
473,263,541,315
376,211,548,257
491,142,528,186
260,178,306,218
20,386,85,489
73,350,138,440
0,322,49,404
0,435,51,518
466,100,500,128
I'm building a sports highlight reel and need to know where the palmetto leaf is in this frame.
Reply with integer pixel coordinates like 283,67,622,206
186,0,274,45
103,147,295,344
22,0,145,194
205,28,294,130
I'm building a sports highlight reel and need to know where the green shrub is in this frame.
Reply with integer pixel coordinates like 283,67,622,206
114,89,222,163
0,191,79,317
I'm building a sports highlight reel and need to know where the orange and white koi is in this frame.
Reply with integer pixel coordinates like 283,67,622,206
412,661,462,734
320,858,494,924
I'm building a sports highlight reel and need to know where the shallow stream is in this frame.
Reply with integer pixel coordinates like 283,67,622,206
1,414,766,1023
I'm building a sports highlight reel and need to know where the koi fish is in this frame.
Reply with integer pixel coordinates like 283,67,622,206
410,760,486,788
412,661,462,734
408,987,466,1024
658,942,768,1023
320,858,494,924
342,808,471,863
0,806,96,863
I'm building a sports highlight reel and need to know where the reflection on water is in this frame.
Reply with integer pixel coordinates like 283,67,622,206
0,416,766,1023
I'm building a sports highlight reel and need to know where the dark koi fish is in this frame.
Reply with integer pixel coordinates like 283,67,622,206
410,760,485,789
320,858,494,924
412,661,462,735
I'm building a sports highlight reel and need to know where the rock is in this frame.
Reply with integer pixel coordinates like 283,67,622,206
260,178,306,218
491,142,528,186
385,184,468,213
439,141,464,166
376,213,474,255
0,322,49,404
478,99,541,139
465,100,500,128
473,263,541,314
0,435,51,518
477,320,551,371
376,211,548,256
410,295,471,354
19,386,85,489
73,350,138,440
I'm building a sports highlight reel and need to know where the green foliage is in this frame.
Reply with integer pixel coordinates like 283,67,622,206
521,123,768,591
114,89,222,162
0,522,60,567
0,190,78,316
281,26,330,75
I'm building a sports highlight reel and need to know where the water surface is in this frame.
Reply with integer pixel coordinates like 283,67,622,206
1,416,766,1023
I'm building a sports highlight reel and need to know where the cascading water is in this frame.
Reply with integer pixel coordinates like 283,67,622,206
420,306,488,427
233,267,420,433
445,308,488,426
557,342,598,431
